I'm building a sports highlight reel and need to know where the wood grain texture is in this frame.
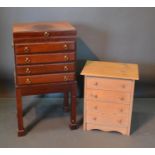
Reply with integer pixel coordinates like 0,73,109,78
86,76,133,92
16,62,75,75
86,88,131,104
15,41,75,54
16,52,75,65
81,60,139,80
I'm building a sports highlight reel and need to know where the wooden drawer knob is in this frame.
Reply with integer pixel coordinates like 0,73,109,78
64,44,68,50
64,66,68,71
118,119,122,124
44,31,50,38
120,108,124,112
24,46,30,53
93,117,97,121
26,68,31,74
64,55,69,61
122,84,126,88
94,82,98,86
25,57,31,64
94,106,98,110
120,97,125,101
64,76,68,81
25,78,31,84
93,94,98,98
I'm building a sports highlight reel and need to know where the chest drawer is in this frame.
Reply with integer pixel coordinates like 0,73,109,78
16,52,75,65
86,100,129,115
86,77,133,92
17,72,75,85
16,62,75,75
15,41,75,54
86,111,129,128
86,89,131,104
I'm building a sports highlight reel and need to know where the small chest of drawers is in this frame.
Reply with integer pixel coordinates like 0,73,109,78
81,60,139,135
13,22,78,136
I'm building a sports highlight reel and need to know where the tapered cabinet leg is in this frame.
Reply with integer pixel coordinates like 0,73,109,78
69,83,78,130
16,88,25,136
63,91,69,112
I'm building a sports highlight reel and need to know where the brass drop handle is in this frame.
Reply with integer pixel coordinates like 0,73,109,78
64,66,68,71
64,76,68,81
24,46,30,53
64,55,69,61
25,57,31,64
64,44,68,50
44,31,50,38
25,78,31,84
26,68,31,74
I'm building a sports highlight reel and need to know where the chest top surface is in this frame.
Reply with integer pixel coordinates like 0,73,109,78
13,21,76,33
81,60,139,80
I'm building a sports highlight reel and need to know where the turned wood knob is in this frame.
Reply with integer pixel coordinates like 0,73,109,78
44,31,50,38
64,55,69,61
94,82,98,86
25,78,31,84
64,44,68,50
24,46,30,53
120,97,125,101
118,119,122,124
25,68,31,74
122,84,126,89
94,94,98,98
93,117,97,121
25,57,31,64
64,66,68,71
94,106,98,110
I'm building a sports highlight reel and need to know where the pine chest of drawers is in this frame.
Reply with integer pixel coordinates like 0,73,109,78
12,22,78,136
81,60,139,135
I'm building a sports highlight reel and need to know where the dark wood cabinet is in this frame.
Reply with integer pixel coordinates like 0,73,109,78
12,22,78,136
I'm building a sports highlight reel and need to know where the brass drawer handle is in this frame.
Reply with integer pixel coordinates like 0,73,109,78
24,46,30,53
44,31,50,38
26,68,31,74
64,66,68,71
25,57,31,64
64,55,69,61
25,78,31,84
64,76,68,81
64,44,68,50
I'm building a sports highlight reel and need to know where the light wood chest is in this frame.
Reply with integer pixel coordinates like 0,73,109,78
81,60,139,135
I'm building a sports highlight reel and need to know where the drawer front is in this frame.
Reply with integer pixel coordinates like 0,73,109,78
86,100,129,115
86,112,129,128
86,89,131,104
86,77,132,92
16,52,75,65
15,41,75,54
16,62,75,75
17,72,75,85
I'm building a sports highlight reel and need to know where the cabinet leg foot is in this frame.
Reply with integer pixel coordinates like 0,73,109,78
69,123,79,130
18,129,25,137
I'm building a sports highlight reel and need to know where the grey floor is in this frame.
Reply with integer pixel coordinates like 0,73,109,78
0,97,155,148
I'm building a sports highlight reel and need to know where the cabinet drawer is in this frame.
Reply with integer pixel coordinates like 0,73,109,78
16,62,75,75
86,77,133,92
86,89,131,104
16,52,75,65
86,100,129,115
17,72,75,85
86,112,128,128
15,41,75,54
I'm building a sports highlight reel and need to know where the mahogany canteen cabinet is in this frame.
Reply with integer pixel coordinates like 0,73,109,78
81,60,139,136
12,22,78,136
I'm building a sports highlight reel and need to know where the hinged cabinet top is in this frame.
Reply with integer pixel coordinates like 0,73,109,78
13,21,76,38
81,60,139,80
